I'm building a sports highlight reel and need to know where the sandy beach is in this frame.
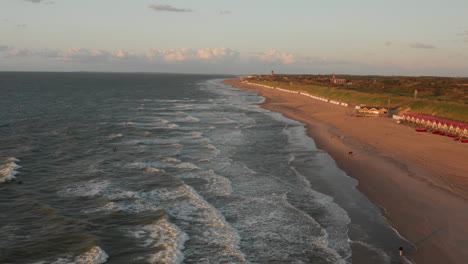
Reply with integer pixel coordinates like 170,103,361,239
223,79,468,264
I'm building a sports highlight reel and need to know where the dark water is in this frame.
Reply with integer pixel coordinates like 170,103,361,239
0,72,412,264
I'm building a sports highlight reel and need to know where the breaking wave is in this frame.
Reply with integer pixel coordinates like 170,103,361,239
0,157,21,183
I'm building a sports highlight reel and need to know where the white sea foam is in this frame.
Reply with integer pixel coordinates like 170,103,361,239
159,119,179,128
166,123,178,128
108,133,123,139
184,115,199,122
84,179,245,262
161,157,180,163
72,246,108,264
48,246,108,264
130,218,188,264
174,162,199,170
142,185,246,262
291,165,352,259
185,131,203,139
155,158,200,170
124,138,180,145
0,157,21,183
127,162,165,173
177,169,232,196
143,167,163,173
58,180,111,197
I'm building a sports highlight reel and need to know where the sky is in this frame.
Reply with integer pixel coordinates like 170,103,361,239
1,0,468,76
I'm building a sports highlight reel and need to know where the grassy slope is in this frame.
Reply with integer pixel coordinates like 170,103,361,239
251,80,468,122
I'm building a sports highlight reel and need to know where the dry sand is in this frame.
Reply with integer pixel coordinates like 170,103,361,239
223,79,468,264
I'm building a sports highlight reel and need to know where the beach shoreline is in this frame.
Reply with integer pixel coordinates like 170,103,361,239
223,79,468,264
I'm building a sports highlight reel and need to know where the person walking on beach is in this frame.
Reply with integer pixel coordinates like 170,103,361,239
399,246,404,256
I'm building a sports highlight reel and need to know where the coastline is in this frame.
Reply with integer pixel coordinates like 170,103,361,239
223,79,468,264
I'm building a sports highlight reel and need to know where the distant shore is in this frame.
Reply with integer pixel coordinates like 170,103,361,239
223,79,468,264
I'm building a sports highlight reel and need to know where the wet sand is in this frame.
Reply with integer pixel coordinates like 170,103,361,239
223,79,468,264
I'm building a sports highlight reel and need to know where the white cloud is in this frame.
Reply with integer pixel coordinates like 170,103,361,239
55,48,112,62
251,50,297,64
6,48,33,57
1,46,239,64
24,0,54,5
409,42,436,49
220,10,231,15
1,45,466,76
147,48,238,62
149,4,193,12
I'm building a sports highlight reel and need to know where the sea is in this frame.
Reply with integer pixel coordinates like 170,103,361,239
0,72,412,264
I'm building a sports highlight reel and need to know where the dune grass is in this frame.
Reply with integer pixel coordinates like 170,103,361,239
250,80,468,122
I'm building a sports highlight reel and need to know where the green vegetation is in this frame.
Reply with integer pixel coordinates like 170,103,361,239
247,75,468,122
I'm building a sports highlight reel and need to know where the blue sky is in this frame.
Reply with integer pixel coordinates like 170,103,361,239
1,0,467,76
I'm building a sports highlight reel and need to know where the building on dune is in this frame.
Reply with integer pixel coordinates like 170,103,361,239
330,74,346,85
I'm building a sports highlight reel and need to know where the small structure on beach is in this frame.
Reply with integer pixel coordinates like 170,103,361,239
355,106,389,117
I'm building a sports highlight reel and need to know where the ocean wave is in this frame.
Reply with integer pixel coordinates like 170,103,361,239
71,246,108,264
174,162,199,170
58,180,111,197
184,115,199,122
160,119,179,128
45,246,108,264
144,185,247,262
123,138,181,145
79,180,245,262
166,123,179,128
127,162,165,173
173,112,200,123
152,157,200,170
185,131,203,139
177,169,232,196
0,157,22,183
108,133,123,139
290,166,352,260
129,217,188,264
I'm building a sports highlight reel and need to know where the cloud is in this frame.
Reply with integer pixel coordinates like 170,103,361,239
251,50,296,64
409,42,436,49
1,46,239,64
24,0,54,5
2,45,466,76
6,48,33,57
149,4,193,12
56,48,113,62
220,10,231,15
147,48,239,62
385,41,392,46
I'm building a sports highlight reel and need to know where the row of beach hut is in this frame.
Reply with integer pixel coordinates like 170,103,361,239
244,81,349,107
402,113,468,138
